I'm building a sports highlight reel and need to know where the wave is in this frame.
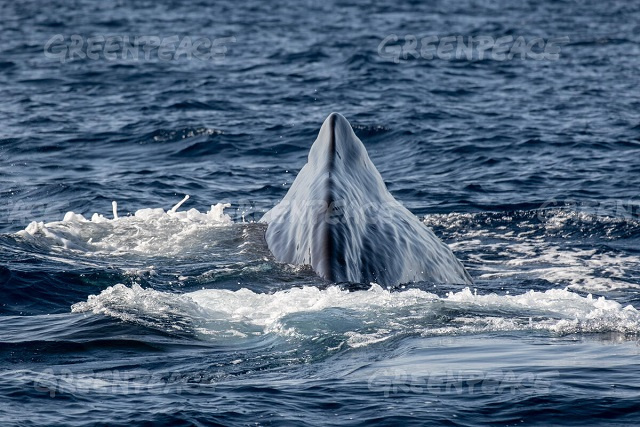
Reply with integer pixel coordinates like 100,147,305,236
71,283,640,347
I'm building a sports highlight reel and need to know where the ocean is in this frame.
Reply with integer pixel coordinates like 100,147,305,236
2,0,640,425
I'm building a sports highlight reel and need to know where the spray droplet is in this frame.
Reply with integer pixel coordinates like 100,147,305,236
170,195,190,213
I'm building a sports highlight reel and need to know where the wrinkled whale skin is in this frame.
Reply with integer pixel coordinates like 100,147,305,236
260,113,472,286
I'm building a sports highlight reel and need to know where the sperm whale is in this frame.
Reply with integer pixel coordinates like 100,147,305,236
260,112,472,286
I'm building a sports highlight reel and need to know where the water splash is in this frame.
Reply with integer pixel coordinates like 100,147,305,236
72,284,640,345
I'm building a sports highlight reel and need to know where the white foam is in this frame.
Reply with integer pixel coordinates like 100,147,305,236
13,199,640,293
425,210,640,292
71,284,640,345
16,198,233,256
71,283,206,332
474,241,640,292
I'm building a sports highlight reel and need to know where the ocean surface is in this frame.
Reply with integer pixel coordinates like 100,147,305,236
2,0,640,425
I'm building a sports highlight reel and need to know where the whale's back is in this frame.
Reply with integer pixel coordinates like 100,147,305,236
260,113,472,286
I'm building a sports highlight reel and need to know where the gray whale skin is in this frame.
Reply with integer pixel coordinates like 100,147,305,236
260,113,472,286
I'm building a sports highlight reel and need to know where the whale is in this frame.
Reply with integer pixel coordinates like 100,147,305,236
260,113,472,286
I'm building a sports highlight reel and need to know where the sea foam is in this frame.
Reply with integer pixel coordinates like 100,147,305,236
72,283,640,346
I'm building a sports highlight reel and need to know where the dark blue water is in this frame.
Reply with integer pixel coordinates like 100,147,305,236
2,0,640,425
